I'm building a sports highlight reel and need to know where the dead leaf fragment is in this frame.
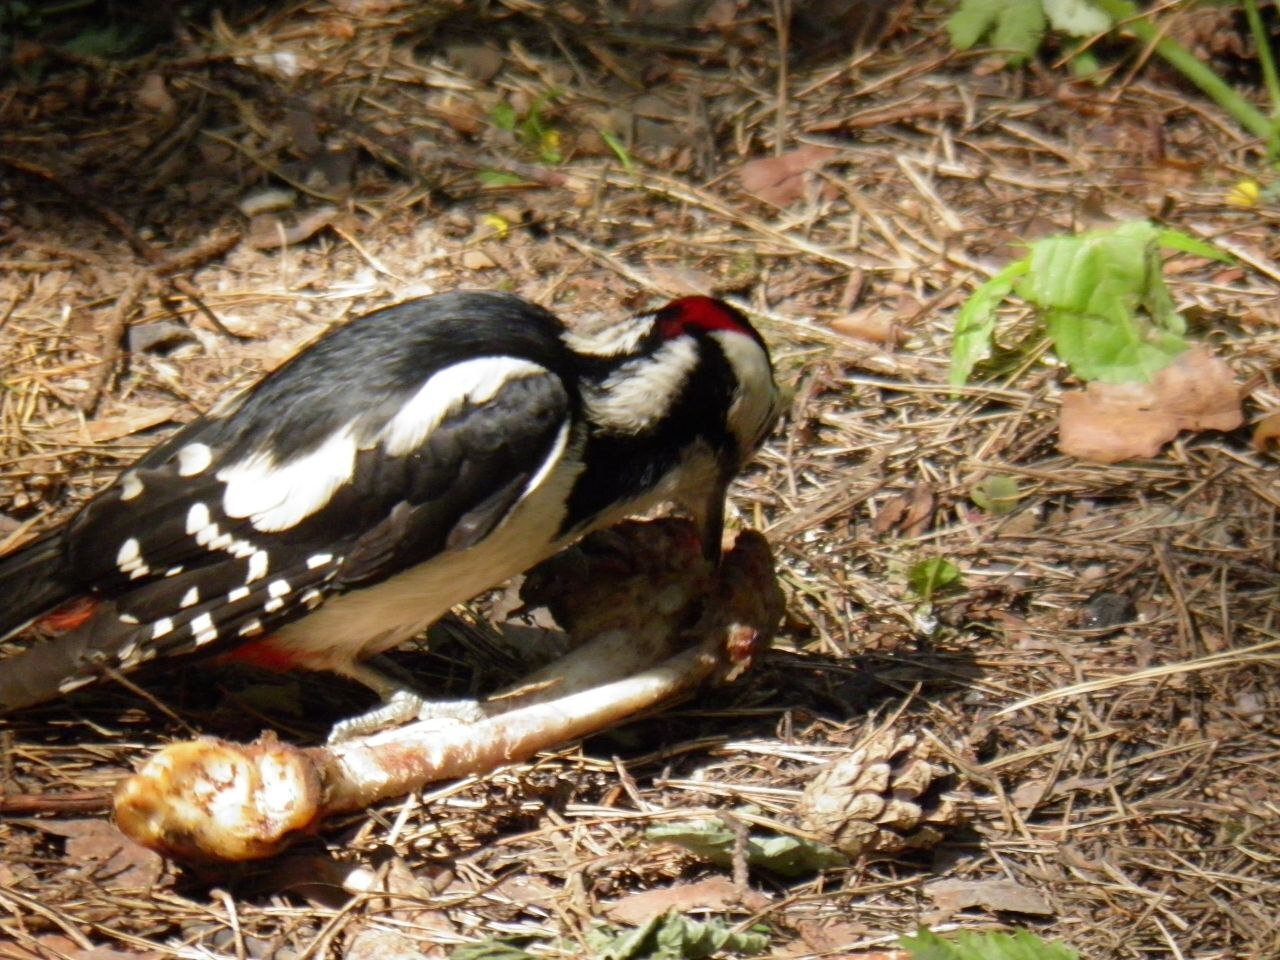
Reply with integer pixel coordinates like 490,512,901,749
135,74,175,115
33,818,165,890
1058,346,1243,463
1252,411,1280,452
738,145,837,207
603,877,769,925
925,878,1054,916
830,309,903,345
247,207,339,250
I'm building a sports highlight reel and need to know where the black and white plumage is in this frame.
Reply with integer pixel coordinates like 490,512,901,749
0,290,780,722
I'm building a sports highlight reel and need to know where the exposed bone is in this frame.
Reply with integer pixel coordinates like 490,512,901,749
114,522,784,863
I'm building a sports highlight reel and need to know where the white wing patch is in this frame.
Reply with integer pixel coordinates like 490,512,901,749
120,471,143,501
117,537,150,580
583,336,699,434
560,315,654,357
380,356,548,456
177,443,213,476
218,428,359,533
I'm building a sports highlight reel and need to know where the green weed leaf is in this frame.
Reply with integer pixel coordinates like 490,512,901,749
1156,227,1233,263
591,912,768,960
646,820,846,877
947,0,1046,63
908,558,962,600
1043,0,1110,36
971,475,1022,514
949,259,1030,388
901,927,1079,960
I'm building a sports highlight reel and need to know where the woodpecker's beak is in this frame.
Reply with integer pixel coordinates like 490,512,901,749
697,491,726,562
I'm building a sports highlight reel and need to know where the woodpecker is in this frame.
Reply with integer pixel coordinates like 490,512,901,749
0,290,781,731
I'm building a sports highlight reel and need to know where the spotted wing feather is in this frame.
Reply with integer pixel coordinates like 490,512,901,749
1,307,574,711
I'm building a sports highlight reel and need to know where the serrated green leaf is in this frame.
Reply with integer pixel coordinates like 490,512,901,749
645,820,846,877
991,0,1046,62
971,475,1022,514
900,927,1079,960
946,0,1004,50
1044,308,1186,382
1013,221,1189,382
449,937,539,960
591,913,768,960
947,0,1046,62
908,558,962,600
949,258,1031,388
1043,0,1110,36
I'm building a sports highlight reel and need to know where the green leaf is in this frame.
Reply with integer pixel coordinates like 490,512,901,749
590,913,768,960
971,475,1022,514
1015,221,1189,383
1156,227,1233,263
949,258,1030,388
490,102,518,132
450,938,539,960
1043,0,1110,36
946,0,1004,50
908,558,962,600
646,820,847,877
947,0,1048,62
900,927,1079,960
1044,308,1186,382
990,0,1046,62
600,129,637,173
476,170,527,186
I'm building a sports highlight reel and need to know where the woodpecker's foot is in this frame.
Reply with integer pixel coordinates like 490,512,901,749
328,659,486,742
327,690,486,743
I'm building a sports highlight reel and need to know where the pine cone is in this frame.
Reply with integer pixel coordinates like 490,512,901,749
796,731,963,857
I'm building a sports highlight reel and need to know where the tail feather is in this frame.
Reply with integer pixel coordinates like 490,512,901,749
0,531,77,640
0,531,93,712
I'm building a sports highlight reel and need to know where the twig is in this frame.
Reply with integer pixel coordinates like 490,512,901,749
79,273,146,416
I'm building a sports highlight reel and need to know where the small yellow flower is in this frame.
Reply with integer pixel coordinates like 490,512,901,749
481,214,510,240
1226,179,1261,208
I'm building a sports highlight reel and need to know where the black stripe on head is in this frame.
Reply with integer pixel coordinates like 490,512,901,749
562,331,741,534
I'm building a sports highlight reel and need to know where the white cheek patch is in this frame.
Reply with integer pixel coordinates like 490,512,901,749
712,330,778,452
380,357,549,456
218,428,358,532
583,337,700,434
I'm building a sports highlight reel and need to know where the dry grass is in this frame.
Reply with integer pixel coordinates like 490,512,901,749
2,2,1279,958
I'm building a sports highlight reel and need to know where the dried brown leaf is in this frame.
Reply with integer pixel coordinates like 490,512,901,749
830,309,903,345
603,877,769,925
1058,346,1243,463
34,818,165,890
1252,411,1280,452
738,145,837,207
925,878,1054,916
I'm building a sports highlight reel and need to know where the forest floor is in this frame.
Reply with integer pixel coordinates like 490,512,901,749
1,2,1278,958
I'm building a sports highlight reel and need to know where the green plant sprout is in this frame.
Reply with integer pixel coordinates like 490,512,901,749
949,220,1229,389
948,0,1280,156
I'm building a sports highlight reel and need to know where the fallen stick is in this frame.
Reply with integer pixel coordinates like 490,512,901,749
114,522,784,863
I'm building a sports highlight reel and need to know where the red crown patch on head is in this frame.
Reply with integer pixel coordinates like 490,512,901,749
654,297,755,341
